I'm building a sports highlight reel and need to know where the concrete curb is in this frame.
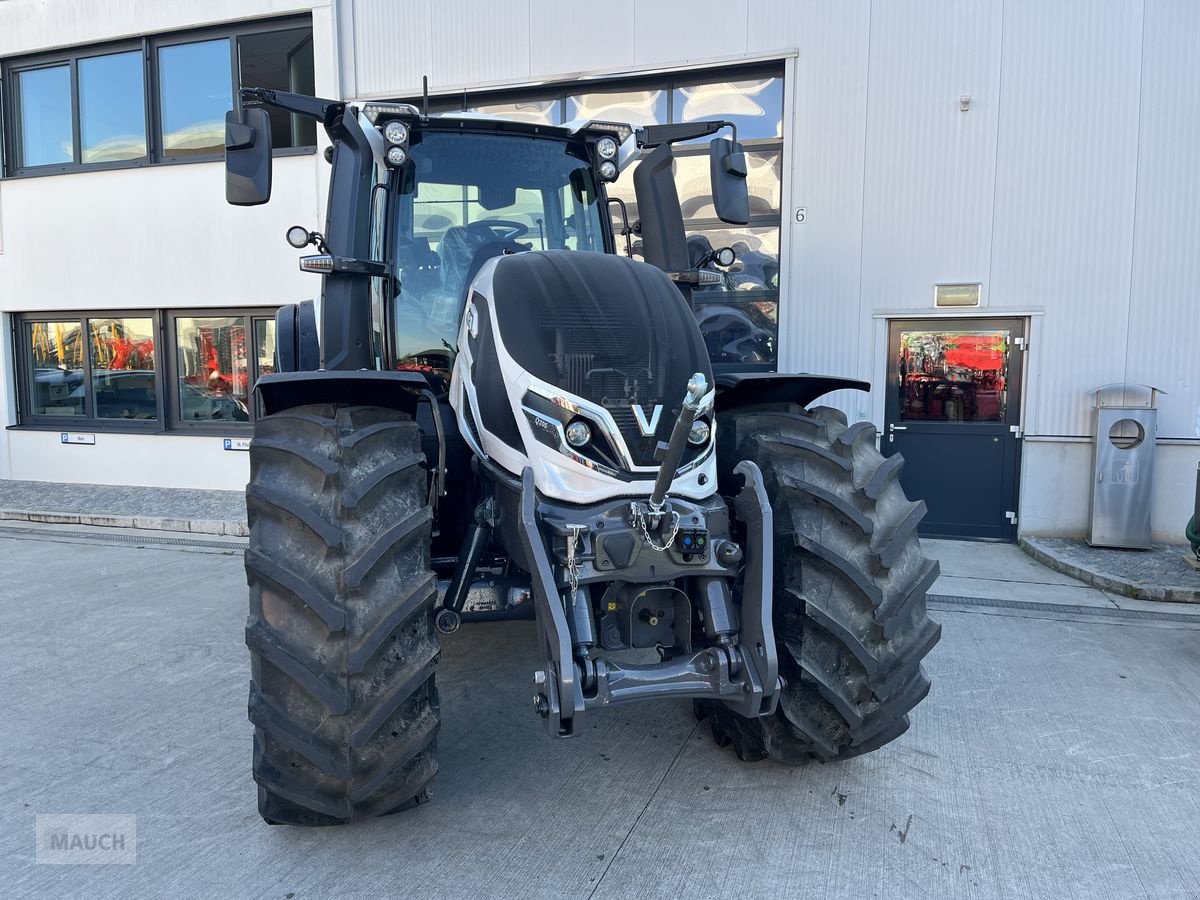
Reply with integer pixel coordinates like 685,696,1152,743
1019,536,1200,604
0,508,249,537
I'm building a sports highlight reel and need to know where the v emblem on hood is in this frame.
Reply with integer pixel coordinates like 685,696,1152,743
631,403,663,437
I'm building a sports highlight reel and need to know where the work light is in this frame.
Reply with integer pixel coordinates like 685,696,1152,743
383,120,409,145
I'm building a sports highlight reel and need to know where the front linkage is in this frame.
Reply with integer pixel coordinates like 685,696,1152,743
513,376,781,737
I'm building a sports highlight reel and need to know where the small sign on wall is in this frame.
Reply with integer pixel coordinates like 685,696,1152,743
223,437,251,452
935,283,981,307
60,433,96,446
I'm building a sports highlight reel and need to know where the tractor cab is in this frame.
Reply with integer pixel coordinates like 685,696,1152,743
224,90,751,388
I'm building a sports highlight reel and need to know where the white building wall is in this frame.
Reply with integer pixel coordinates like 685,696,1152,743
1,0,1195,538
0,0,320,57
0,0,338,491
334,0,1198,540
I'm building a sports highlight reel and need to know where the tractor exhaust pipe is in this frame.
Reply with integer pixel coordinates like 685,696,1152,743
648,373,708,511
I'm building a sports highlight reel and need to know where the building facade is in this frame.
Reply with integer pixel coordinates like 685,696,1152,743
1,0,1196,542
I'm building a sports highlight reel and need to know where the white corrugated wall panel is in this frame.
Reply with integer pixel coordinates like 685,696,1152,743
989,0,1144,437
430,0,531,88
633,0,749,67
1125,0,1200,440
859,0,1004,313
527,1,637,78
348,0,534,96
345,0,434,98
770,1,870,415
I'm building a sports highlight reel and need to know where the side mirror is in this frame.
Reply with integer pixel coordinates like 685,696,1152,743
709,137,749,225
225,107,273,206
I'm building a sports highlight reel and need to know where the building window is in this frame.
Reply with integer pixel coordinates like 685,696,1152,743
158,39,232,159
2,16,314,177
238,28,317,148
15,65,73,167
174,316,250,423
14,309,277,430
436,63,785,370
25,321,86,416
79,51,147,163
89,317,158,419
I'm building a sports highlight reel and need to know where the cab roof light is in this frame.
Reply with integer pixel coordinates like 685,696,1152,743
363,102,420,124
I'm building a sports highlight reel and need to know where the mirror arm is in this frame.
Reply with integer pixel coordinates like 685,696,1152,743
636,120,737,149
239,87,345,128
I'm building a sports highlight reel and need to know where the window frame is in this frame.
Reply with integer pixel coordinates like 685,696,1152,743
1,14,316,179
165,307,268,433
13,309,165,431
10,307,278,433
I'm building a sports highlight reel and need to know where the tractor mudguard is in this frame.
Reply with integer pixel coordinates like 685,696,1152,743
254,370,428,417
714,373,870,413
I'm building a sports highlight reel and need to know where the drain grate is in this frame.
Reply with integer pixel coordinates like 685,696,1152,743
930,593,1200,625
0,524,247,551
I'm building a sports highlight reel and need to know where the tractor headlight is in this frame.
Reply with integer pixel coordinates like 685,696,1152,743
688,419,710,445
596,136,618,160
386,145,408,166
565,420,592,447
597,160,618,182
383,120,409,146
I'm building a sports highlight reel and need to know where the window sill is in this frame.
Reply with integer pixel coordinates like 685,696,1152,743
7,422,251,435
3,145,316,181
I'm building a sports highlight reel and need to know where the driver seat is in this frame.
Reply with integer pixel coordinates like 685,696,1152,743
440,225,528,299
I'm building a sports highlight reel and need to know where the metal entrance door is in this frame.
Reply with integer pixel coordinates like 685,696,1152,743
884,318,1026,541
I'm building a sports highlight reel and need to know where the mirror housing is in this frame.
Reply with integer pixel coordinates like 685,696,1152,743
709,137,749,225
225,107,273,206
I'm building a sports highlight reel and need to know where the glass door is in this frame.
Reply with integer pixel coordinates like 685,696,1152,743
884,318,1026,541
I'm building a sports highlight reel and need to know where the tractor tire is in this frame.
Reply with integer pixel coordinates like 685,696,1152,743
699,405,941,764
244,404,440,826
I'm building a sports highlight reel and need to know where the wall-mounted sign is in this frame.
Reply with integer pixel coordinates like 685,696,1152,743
935,283,981,307
223,437,251,452
60,433,96,445
794,207,807,224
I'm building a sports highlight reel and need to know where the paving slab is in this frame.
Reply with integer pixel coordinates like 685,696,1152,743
1022,536,1200,603
923,538,1087,587
3,530,1200,899
0,479,247,536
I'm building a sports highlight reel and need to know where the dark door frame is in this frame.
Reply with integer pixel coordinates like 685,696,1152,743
883,315,1029,541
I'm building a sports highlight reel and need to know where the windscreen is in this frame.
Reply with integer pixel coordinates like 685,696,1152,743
391,130,607,391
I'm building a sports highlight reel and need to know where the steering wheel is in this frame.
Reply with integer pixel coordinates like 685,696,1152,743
468,219,529,241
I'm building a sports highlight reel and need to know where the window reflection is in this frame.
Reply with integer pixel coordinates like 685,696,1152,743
175,316,250,421
694,299,777,367
674,150,781,219
26,321,85,415
159,39,232,158
90,317,157,419
17,66,73,167
468,98,562,125
898,331,1010,422
567,89,667,126
673,77,783,141
254,319,277,377
79,52,147,163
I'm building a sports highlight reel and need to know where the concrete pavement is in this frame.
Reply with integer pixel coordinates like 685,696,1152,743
2,526,1200,899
